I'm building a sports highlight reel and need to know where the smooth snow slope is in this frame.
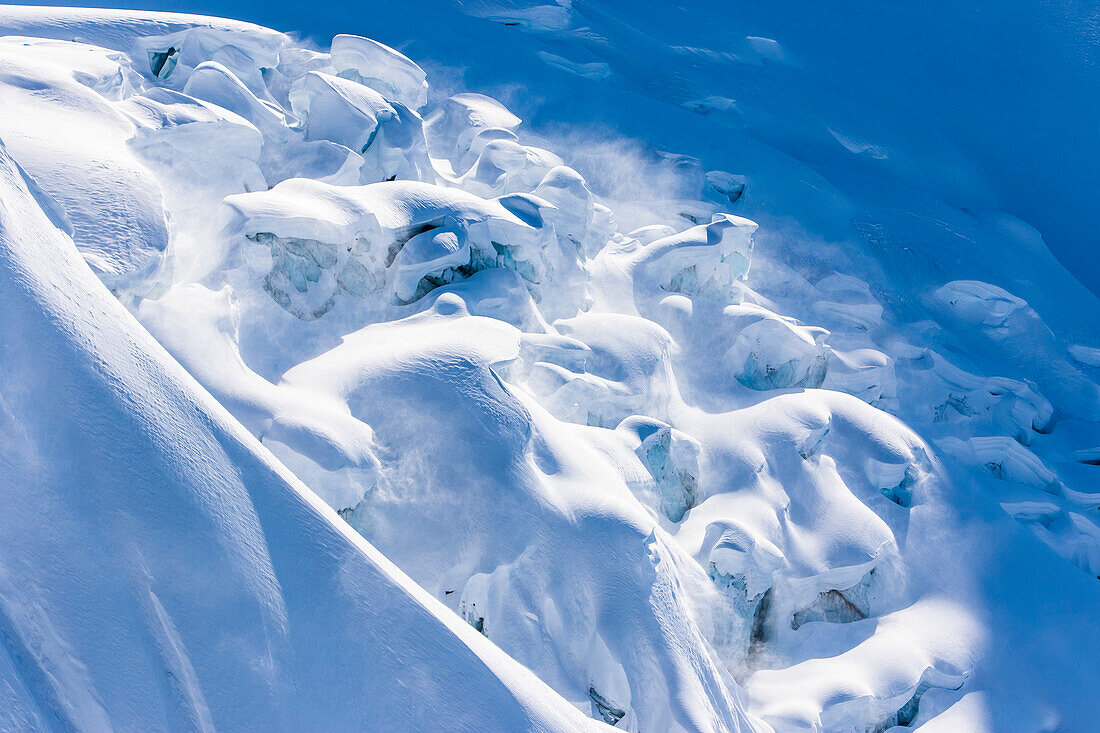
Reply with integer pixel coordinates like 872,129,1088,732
0,130,598,730
0,4,1098,733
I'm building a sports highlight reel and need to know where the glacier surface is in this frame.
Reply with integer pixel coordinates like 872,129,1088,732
0,4,1097,732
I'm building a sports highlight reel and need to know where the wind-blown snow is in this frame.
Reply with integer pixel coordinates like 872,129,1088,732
0,4,1097,732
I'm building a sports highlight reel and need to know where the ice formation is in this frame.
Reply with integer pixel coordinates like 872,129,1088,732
0,4,1097,732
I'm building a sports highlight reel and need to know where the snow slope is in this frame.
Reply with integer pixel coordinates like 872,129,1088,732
0,80,598,733
424,0,1100,297
0,4,1097,732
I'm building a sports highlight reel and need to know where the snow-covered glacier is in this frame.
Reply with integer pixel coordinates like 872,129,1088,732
0,4,1097,732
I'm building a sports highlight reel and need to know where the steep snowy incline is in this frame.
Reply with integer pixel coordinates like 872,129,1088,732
0,142,599,731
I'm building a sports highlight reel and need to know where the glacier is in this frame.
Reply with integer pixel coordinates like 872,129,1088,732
0,3,1097,732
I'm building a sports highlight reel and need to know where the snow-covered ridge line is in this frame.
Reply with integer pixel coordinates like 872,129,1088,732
0,5,1097,732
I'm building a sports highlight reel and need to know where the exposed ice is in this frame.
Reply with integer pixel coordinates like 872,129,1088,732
222,178,587,318
147,45,179,78
636,213,756,298
725,308,828,390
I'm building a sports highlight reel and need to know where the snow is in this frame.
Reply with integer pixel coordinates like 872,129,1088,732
0,36,168,287
0,3,1097,732
0,137,595,732
329,33,428,110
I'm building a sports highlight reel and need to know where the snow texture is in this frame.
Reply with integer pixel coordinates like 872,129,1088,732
0,4,1097,732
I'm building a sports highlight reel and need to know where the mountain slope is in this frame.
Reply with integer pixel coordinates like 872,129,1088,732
0,5,1097,732
0,140,598,731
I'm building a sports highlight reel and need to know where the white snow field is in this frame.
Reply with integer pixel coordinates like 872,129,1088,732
0,4,1097,732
